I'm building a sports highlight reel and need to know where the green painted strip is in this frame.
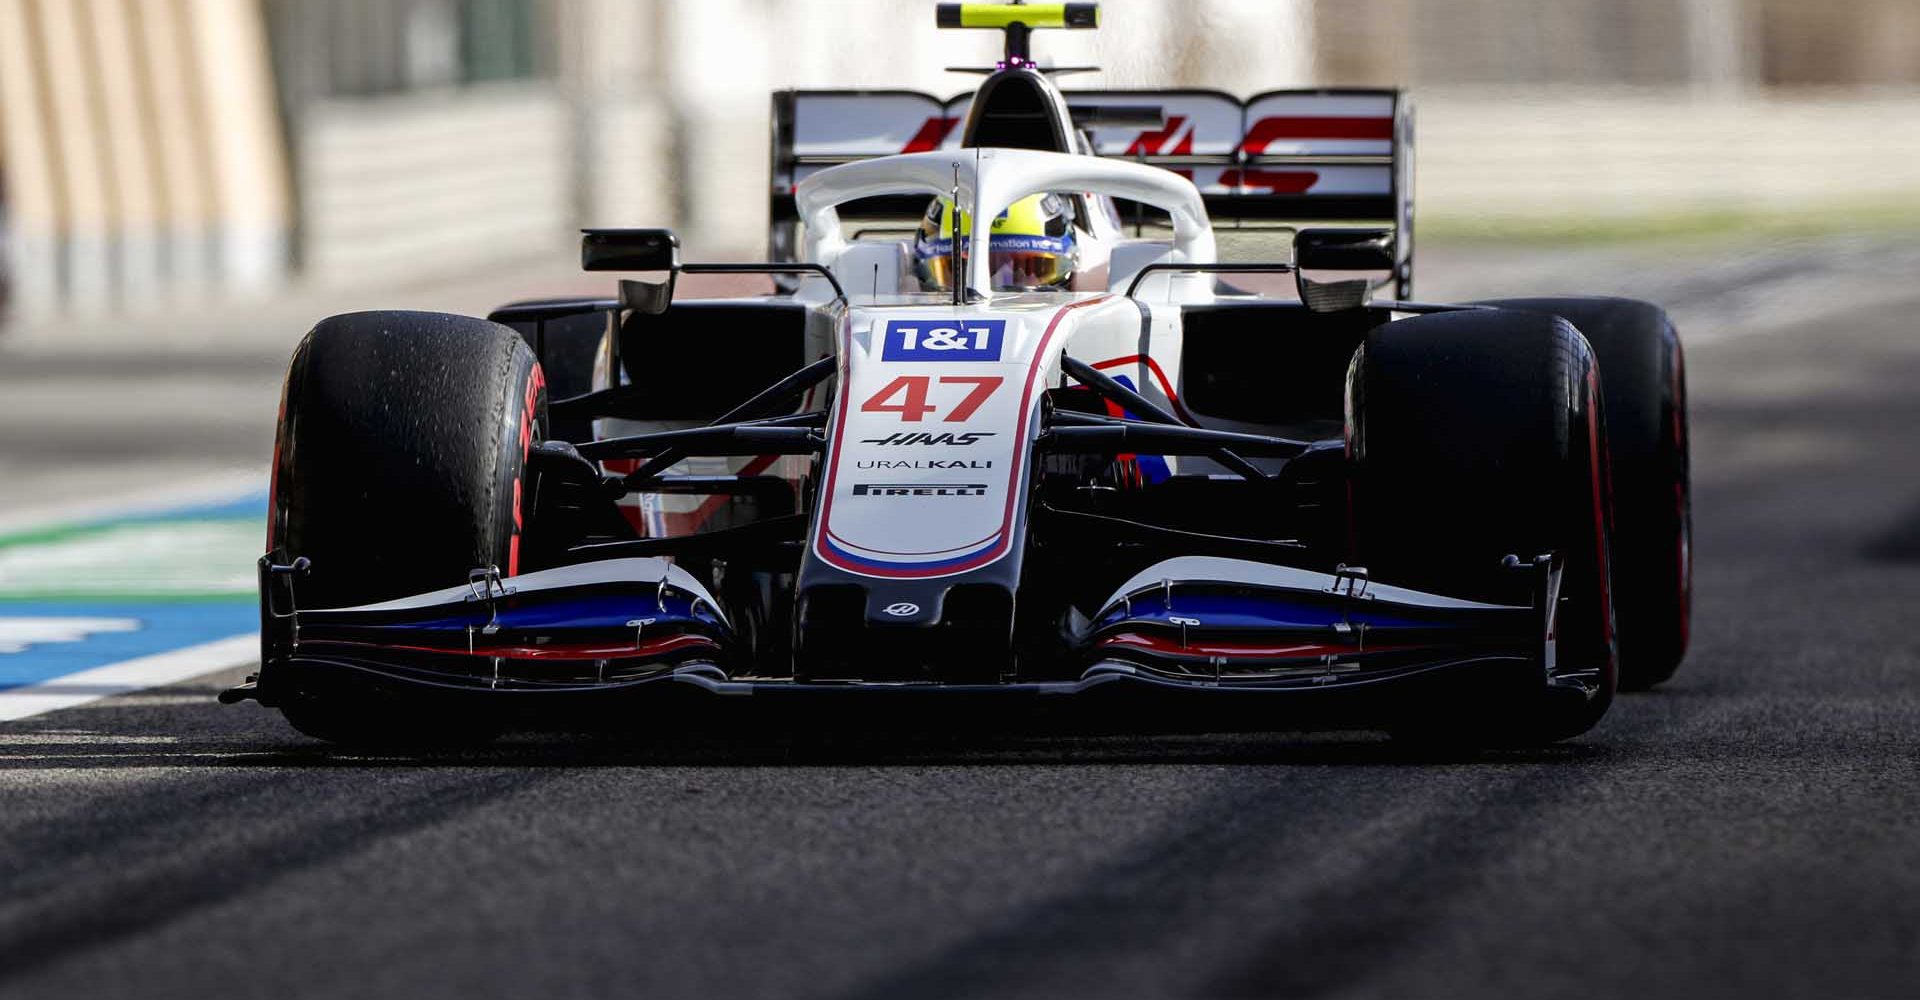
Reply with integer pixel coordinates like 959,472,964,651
0,519,259,602
0,520,116,550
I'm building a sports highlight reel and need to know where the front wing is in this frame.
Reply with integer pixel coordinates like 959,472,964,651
231,553,1579,733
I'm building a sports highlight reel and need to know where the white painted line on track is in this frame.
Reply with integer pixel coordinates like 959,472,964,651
0,617,140,654
0,633,257,722
0,471,265,536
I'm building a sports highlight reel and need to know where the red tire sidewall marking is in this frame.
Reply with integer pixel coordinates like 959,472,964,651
1586,364,1617,659
508,363,547,578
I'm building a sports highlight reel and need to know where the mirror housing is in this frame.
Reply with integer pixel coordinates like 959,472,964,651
582,228,680,272
1294,228,1395,312
584,229,680,315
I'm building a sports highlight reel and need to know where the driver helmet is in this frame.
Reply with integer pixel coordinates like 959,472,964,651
913,192,1079,292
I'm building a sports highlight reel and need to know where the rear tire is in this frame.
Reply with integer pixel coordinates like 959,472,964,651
1475,298,1689,690
1348,309,1618,745
266,310,546,745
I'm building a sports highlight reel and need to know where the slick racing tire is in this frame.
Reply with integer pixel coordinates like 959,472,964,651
1474,298,1689,690
1347,309,1618,745
266,310,546,745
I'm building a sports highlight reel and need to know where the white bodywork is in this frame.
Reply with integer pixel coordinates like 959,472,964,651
788,151,1223,579
330,557,726,624
813,293,1135,579
1103,557,1517,613
599,149,1256,567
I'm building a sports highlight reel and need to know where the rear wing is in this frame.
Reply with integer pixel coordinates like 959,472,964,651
768,87,1414,294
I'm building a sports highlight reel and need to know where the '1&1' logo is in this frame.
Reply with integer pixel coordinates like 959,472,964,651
881,319,1006,362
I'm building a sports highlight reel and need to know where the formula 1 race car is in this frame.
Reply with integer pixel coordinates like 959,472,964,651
226,3,1690,747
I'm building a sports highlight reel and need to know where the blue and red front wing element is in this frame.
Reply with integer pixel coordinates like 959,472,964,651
239,553,1571,732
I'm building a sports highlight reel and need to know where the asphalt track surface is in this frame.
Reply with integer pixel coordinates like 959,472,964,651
4,241,1920,999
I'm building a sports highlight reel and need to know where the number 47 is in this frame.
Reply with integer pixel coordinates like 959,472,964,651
860,376,1003,422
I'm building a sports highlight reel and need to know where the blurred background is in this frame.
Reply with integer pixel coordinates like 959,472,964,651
2,0,1919,333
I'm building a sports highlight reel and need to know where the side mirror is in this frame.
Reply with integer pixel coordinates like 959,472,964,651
582,228,680,271
1294,228,1394,312
584,229,679,315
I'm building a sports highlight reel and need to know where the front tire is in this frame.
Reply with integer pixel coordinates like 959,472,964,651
1476,298,1689,690
266,310,546,744
1348,309,1618,744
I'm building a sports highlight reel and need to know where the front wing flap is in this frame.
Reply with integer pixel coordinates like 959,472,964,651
242,550,1562,731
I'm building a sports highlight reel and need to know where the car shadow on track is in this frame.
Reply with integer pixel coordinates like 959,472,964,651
0,680,1637,770
1865,494,1920,562
0,729,1610,771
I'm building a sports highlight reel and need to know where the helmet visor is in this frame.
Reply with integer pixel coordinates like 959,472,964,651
986,233,1074,290
916,233,1075,291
